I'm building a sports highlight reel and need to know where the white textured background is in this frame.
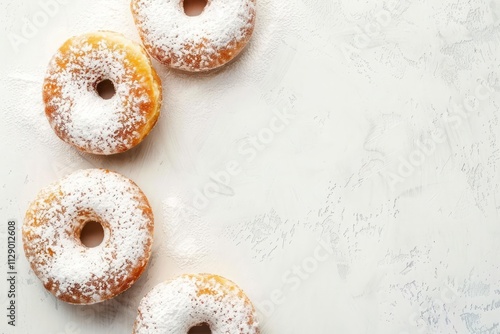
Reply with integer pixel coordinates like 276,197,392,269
1,0,500,333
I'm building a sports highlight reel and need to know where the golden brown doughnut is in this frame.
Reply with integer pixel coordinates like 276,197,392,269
131,0,257,72
133,273,260,333
23,169,154,304
43,31,162,155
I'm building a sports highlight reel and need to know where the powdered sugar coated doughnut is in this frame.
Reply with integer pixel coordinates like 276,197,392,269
131,0,256,72
22,169,154,304
43,31,162,155
133,274,260,333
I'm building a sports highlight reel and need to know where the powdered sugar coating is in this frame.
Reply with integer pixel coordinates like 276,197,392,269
131,0,256,71
134,274,260,333
43,31,162,155
23,169,154,304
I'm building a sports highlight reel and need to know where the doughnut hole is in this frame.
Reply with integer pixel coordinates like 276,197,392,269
79,221,105,248
183,0,208,16
96,79,116,99
188,323,211,334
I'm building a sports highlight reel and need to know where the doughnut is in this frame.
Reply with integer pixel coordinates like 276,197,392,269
22,169,154,304
43,31,162,155
133,274,260,333
130,0,257,72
